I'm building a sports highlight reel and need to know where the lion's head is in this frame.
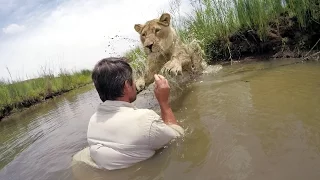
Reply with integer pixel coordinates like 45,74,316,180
134,13,177,56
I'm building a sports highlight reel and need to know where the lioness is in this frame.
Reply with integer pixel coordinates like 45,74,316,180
134,13,207,92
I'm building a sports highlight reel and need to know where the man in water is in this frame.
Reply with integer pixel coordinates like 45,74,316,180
85,57,184,170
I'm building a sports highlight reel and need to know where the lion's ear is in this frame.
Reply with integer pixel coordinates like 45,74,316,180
134,24,143,34
159,13,171,26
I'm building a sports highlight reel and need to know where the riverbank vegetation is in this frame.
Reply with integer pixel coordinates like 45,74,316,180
0,69,92,120
126,0,320,64
185,0,320,62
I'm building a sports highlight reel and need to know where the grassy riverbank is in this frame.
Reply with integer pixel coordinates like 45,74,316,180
184,0,320,62
126,0,320,64
0,69,92,120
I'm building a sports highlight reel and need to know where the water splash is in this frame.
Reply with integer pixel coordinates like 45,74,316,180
203,64,223,74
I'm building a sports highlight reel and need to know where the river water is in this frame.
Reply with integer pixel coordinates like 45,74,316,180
1,58,320,180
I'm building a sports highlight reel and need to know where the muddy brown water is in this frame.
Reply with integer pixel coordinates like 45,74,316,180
1,58,320,180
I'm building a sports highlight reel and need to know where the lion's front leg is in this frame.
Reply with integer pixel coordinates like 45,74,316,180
135,72,155,93
161,58,183,76
139,61,159,90
162,44,193,76
135,76,146,93
162,49,192,76
144,71,155,87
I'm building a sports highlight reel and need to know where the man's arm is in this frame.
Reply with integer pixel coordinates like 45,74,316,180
153,74,178,125
146,74,184,150
159,102,178,125
147,110,184,150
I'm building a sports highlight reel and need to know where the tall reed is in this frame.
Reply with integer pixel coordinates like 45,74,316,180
177,0,319,60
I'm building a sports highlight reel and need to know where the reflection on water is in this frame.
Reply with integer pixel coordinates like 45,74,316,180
1,59,320,180
0,85,99,180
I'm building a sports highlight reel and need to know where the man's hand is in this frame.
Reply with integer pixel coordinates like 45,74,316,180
154,74,170,106
153,74,178,125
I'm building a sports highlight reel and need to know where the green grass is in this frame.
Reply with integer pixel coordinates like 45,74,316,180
0,68,92,118
184,0,318,40
180,0,319,58
124,46,147,79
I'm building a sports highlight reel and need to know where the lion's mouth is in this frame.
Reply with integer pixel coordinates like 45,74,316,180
145,48,156,54
144,45,161,55
146,44,153,52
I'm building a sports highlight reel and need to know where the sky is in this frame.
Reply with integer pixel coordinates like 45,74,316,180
0,0,191,81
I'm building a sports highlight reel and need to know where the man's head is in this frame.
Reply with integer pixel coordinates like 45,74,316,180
92,57,137,103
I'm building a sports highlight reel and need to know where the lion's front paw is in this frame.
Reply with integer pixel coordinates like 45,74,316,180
135,78,145,92
161,61,182,76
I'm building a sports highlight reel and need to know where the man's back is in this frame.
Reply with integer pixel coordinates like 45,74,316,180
87,100,184,170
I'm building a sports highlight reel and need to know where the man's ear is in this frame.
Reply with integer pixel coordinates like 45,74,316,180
134,24,143,34
124,80,133,89
123,80,130,93
159,13,171,26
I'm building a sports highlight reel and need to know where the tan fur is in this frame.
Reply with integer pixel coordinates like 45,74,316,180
134,13,207,92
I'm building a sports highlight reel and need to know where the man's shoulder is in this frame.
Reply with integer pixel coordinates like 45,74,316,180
134,108,158,115
91,106,160,123
132,108,161,123
88,112,98,123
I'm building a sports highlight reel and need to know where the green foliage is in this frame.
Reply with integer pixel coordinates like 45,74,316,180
0,68,92,115
124,46,147,78
181,0,318,46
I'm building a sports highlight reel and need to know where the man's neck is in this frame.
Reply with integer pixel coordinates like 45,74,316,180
115,96,130,103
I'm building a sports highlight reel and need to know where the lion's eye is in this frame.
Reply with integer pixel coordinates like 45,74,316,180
155,28,161,33
142,33,146,37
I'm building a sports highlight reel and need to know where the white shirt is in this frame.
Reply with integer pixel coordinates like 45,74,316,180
86,100,184,170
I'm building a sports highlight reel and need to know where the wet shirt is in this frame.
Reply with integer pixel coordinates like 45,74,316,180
87,100,184,170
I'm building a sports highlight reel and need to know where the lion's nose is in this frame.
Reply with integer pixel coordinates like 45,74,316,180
146,44,153,51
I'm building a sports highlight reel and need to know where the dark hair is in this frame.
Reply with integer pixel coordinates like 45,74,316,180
92,57,133,102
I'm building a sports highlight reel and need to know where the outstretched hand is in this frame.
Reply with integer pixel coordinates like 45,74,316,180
153,74,177,125
154,74,170,105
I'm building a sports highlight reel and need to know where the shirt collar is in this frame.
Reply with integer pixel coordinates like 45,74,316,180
99,100,137,111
